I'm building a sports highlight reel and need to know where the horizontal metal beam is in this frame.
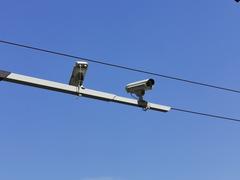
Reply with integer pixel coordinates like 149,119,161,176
0,70,171,112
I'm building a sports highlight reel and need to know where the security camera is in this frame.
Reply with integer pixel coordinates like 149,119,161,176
69,61,88,87
125,79,155,99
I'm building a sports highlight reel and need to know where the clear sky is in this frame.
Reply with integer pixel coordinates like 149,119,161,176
0,1,240,180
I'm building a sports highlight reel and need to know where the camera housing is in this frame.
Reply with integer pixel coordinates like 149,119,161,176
125,79,155,98
69,61,88,87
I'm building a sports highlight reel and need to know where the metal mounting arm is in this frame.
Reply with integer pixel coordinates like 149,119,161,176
0,70,171,112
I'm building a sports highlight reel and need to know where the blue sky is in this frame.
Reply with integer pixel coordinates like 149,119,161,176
0,1,240,180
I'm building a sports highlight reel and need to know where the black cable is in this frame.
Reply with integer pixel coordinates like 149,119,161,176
172,107,240,123
1,39,240,94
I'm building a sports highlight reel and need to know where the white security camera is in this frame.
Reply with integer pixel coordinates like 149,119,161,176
125,79,155,99
69,61,88,87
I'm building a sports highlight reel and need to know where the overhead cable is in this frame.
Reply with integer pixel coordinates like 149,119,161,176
0,39,240,94
172,107,240,123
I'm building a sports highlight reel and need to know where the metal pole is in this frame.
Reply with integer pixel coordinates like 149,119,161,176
0,70,171,112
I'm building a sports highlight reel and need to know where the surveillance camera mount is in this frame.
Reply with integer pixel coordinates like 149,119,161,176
138,98,150,111
129,89,151,110
130,92,150,110
134,90,145,99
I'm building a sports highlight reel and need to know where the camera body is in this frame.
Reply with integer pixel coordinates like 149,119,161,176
69,61,88,87
125,79,155,98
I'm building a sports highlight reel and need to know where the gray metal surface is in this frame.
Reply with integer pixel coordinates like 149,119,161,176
1,71,171,112
0,70,10,81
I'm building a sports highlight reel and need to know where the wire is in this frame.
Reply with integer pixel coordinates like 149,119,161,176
1,40,240,123
0,39,240,94
172,107,240,123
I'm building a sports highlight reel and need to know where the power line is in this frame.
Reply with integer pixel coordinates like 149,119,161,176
172,107,240,123
0,39,240,94
1,67,240,123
